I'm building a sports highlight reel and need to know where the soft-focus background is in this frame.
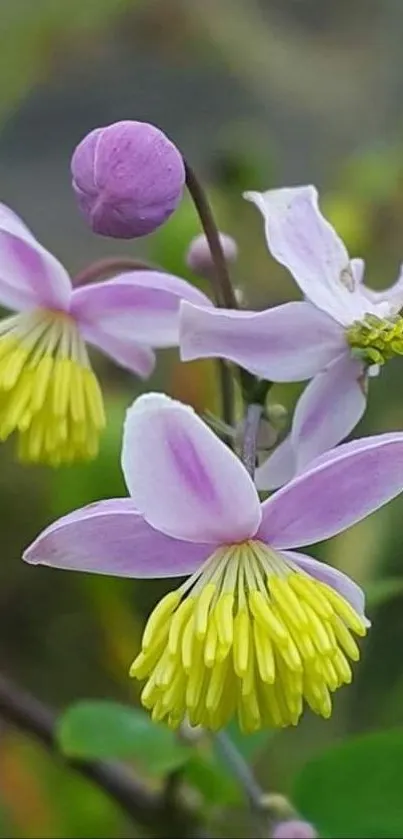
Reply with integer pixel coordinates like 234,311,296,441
2,1,403,836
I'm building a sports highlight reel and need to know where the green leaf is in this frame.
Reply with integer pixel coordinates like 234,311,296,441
293,729,403,838
365,577,403,608
184,752,241,806
57,701,190,776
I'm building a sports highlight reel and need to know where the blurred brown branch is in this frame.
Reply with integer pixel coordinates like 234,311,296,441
0,673,204,839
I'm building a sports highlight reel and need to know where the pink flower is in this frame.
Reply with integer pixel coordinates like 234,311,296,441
0,204,210,464
180,186,403,478
24,393,403,732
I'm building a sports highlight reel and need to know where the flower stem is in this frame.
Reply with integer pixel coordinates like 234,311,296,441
214,731,265,812
242,402,263,478
73,257,158,286
184,161,238,310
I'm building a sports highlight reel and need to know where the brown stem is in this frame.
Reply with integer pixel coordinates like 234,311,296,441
73,257,158,286
0,673,204,838
184,162,238,310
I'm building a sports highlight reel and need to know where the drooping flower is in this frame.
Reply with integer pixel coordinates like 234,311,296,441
24,394,403,732
0,205,210,464
180,185,403,469
71,120,185,238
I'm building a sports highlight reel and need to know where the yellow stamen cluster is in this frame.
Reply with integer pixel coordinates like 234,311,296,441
346,313,403,365
0,309,105,464
130,541,367,733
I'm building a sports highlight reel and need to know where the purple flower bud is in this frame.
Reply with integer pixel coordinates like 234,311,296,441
272,819,318,839
71,120,185,239
186,232,238,278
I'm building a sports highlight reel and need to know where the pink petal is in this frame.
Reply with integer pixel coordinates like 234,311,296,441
363,263,403,315
256,354,367,491
71,271,212,349
291,352,367,470
180,300,345,381
122,393,261,543
255,436,296,491
282,549,368,621
80,325,156,379
258,432,403,549
0,207,72,311
23,498,211,578
244,186,363,325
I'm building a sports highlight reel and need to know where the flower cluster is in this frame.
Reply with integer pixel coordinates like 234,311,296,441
16,120,403,735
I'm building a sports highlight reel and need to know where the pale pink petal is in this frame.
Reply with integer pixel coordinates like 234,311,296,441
71,271,212,348
258,432,403,549
122,393,261,543
282,549,368,622
81,325,156,379
0,205,72,311
351,257,365,286
255,436,296,491
23,498,211,578
179,300,345,381
256,355,365,491
363,263,403,315
291,352,367,470
244,186,365,325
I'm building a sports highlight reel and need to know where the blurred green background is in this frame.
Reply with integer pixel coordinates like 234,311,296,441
2,1,403,836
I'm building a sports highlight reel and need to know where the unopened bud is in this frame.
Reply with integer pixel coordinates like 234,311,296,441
272,819,317,839
267,403,288,428
186,232,238,279
71,120,185,239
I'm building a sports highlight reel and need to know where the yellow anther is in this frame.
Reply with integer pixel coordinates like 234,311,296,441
132,540,368,732
181,614,195,673
142,591,181,651
233,609,250,677
269,576,309,628
215,593,234,648
248,590,288,644
331,615,360,661
288,574,333,619
253,620,275,684
319,584,367,636
168,597,194,655
194,583,216,638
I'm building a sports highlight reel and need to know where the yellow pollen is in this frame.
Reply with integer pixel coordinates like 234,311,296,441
346,313,403,365
0,309,106,464
130,541,367,733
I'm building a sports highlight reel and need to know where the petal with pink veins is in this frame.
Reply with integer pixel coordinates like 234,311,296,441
71,271,212,348
244,186,367,325
23,498,211,578
122,393,261,544
258,432,403,549
180,300,345,381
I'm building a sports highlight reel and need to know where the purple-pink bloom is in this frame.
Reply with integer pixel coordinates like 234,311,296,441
180,185,403,473
71,121,185,238
272,819,317,839
24,393,403,732
186,232,238,278
0,204,210,464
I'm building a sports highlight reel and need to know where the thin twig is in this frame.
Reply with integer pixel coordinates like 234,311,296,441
184,162,238,310
184,161,237,432
214,732,264,812
73,257,158,285
0,674,203,838
242,402,263,478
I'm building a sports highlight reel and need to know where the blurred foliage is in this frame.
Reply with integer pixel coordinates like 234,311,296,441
294,730,403,838
2,1,403,837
